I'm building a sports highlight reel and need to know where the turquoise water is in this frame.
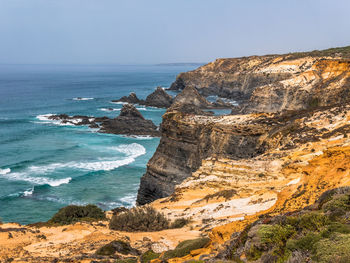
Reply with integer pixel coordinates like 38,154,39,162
0,64,197,224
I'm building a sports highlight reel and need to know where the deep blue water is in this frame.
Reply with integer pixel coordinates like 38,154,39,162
0,64,197,224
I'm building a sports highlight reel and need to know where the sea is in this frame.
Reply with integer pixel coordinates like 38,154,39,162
0,64,199,224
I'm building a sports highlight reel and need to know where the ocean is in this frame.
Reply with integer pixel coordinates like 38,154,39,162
0,64,198,224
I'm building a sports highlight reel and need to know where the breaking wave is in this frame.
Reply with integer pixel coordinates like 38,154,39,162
0,170,72,187
25,143,146,175
0,168,11,175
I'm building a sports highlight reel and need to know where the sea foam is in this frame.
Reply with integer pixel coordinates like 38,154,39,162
0,170,72,187
0,168,11,175
26,143,146,173
73,97,94,101
99,108,121,112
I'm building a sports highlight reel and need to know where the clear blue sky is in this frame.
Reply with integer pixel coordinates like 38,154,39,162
0,0,349,64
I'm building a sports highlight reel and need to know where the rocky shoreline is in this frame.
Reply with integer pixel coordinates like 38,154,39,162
47,103,160,137
2,46,350,263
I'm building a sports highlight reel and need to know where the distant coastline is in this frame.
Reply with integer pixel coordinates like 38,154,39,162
155,62,206,67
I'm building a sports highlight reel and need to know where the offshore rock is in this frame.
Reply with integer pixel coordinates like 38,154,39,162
142,87,173,108
112,87,173,108
100,104,160,136
48,104,159,136
112,92,141,104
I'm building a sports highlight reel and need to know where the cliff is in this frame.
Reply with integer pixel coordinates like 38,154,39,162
169,46,350,113
3,46,350,263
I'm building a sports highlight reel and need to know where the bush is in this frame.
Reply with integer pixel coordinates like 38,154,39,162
49,204,105,225
313,233,350,263
170,218,190,229
286,233,321,252
109,206,170,232
95,240,139,256
322,194,350,218
162,237,210,260
297,212,329,232
141,250,160,263
258,224,295,248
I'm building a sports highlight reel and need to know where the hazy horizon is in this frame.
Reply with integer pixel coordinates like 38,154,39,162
1,0,350,64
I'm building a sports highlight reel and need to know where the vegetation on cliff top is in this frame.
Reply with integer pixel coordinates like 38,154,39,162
48,204,106,225
285,45,350,60
109,206,189,232
220,187,350,262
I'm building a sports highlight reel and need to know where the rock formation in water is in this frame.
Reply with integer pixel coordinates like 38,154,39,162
48,104,159,136
142,87,173,108
112,87,174,108
100,104,160,136
112,92,141,104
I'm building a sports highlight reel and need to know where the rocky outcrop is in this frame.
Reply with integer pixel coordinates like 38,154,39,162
170,86,212,110
169,47,350,113
112,92,141,104
142,87,173,108
48,104,159,136
112,87,174,108
100,104,160,136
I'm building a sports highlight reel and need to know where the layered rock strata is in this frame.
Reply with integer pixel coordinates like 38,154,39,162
170,48,350,113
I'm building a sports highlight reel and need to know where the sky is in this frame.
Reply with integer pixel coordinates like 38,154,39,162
0,0,350,64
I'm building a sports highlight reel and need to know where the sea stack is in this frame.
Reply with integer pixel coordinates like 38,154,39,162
100,104,160,136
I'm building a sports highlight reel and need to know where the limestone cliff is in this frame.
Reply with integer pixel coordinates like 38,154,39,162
170,46,350,113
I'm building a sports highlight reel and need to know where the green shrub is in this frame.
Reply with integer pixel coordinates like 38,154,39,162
109,206,170,232
322,194,350,218
49,204,105,225
141,250,160,263
95,240,138,256
286,233,321,252
298,212,329,232
170,218,190,229
258,224,295,247
321,222,350,238
246,245,263,261
313,233,350,263
162,237,210,260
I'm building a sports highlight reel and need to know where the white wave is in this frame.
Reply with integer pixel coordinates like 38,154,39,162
0,168,11,175
120,193,137,207
73,97,94,101
1,171,71,187
124,135,154,140
23,187,34,196
36,114,54,121
27,143,146,173
110,101,127,105
36,114,75,126
136,107,147,111
99,108,121,112
112,143,146,157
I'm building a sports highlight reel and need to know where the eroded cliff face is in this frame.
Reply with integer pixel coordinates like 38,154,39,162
170,52,350,113
149,104,350,262
136,112,273,205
